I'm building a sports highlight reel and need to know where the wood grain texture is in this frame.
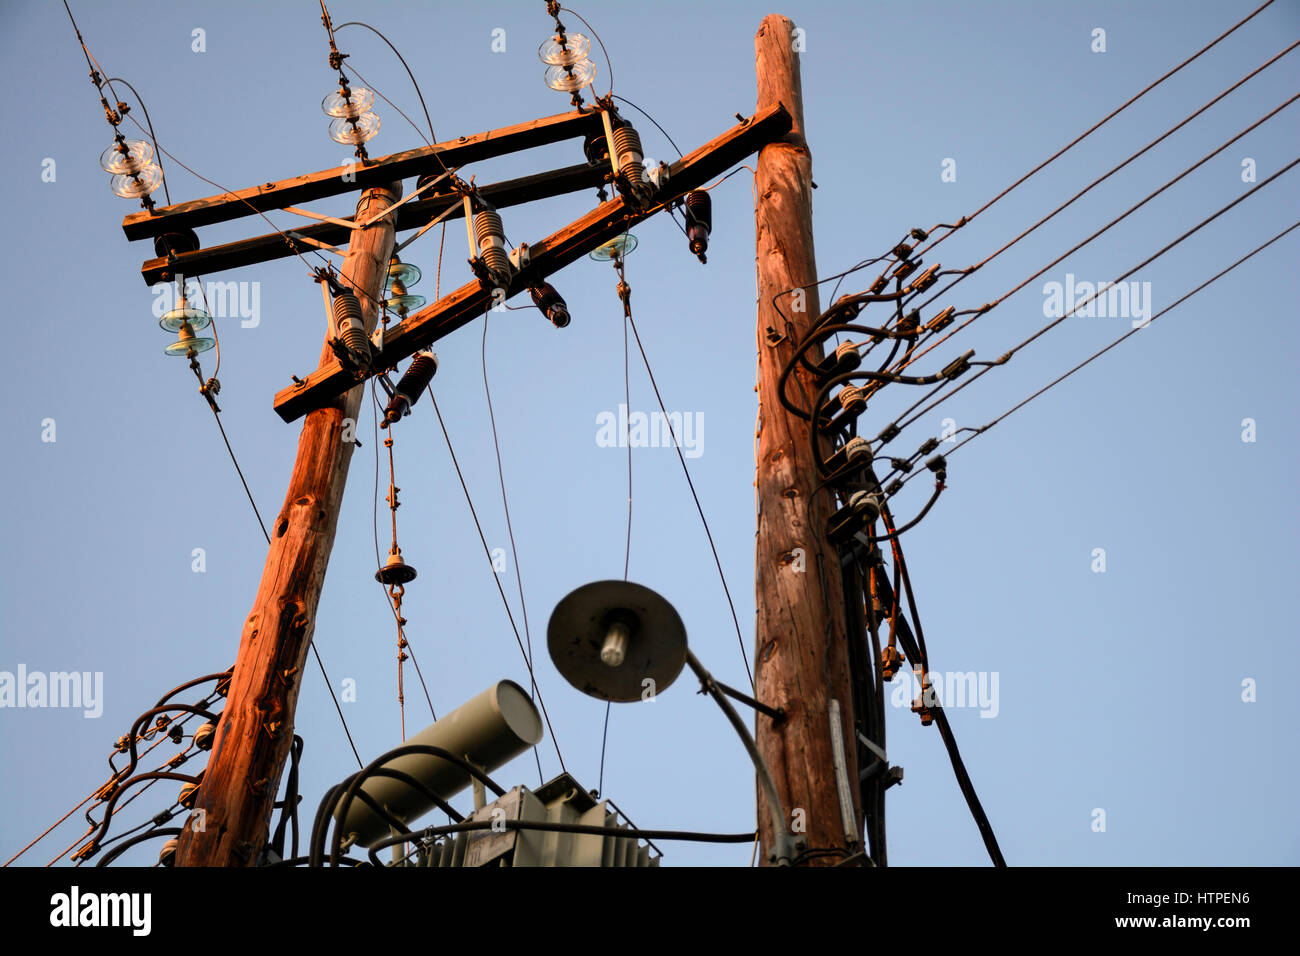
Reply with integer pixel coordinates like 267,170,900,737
274,103,793,422
175,183,401,867
122,109,602,240
138,163,606,285
754,13,861,866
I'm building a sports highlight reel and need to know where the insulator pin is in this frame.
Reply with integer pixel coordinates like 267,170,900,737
684,190,713,263
333,291,372,372
611,123,650,202
384,351,439,425
529,283,570,328
473,209,513,287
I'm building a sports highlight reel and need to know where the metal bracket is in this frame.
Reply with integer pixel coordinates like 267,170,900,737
510,242,531,270
600,108,621,179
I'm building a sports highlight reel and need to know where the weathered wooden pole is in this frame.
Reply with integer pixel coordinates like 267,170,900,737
754,14,861,866
177,183,401,866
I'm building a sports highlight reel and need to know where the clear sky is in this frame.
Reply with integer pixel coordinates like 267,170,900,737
1,0,1297,867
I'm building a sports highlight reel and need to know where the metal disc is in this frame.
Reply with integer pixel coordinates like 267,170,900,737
547,580,687,702
376,552,418,585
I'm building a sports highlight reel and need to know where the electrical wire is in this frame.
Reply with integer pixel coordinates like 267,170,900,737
32,677,224,867
906,0,1280,264
619,262,754,687
919,219,1300,475
598,254,637,797
905,40,1299,331
611,94,682,157
368,818,755,865
335,22,437,141
867,536,1004,866
895,92,1299,379
370,381,438,724
889,156,1299,442
427,387,567,773
480,311,547,785
561,6,614,97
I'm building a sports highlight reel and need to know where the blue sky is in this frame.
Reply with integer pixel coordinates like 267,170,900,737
1,0,1297,866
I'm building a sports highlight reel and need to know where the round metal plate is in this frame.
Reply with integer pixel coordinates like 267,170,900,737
547,580,687,702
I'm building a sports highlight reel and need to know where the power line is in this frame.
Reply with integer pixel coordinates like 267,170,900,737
617,259,755,687
890,155,1299,442
909,0,1280,264
936,219,1300,468
905,39,1300,332
896,91,1299,380
369,382,438,727
426,387,568,772
480,311,547,785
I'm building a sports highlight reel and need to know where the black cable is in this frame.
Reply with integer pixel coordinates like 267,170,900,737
624,294,754,686
869,556,1004,866
891,155,1299,442
561,6,613,96
611,94,682,157
367,818,755,865
269,735,304,860
925,219,1300,475
369,382,438,725
426,387,567,772
907,0,1280,265
910,41,1299,329
896,92,1299,381
480,312,546,786
93,803,179,854
600,251,637,797
94,828,183,868
335,22,437,141
314,744,507,867
207,406,271,544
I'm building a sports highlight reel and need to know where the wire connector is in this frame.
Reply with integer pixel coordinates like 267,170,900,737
925,306,955,333
940,350,974,380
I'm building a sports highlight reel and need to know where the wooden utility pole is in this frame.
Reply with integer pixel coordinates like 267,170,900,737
176,183,401,867
754,14,861,865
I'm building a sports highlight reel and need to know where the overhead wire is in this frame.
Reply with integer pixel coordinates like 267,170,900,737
427,388,567,773
480,310,547,785
894,90,1299,379
910,218,1300,479
889,156,1299,443
561,6,614,97
599,248,637,797
619,259,755,687
370,382,439,728
905,0,1280,265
